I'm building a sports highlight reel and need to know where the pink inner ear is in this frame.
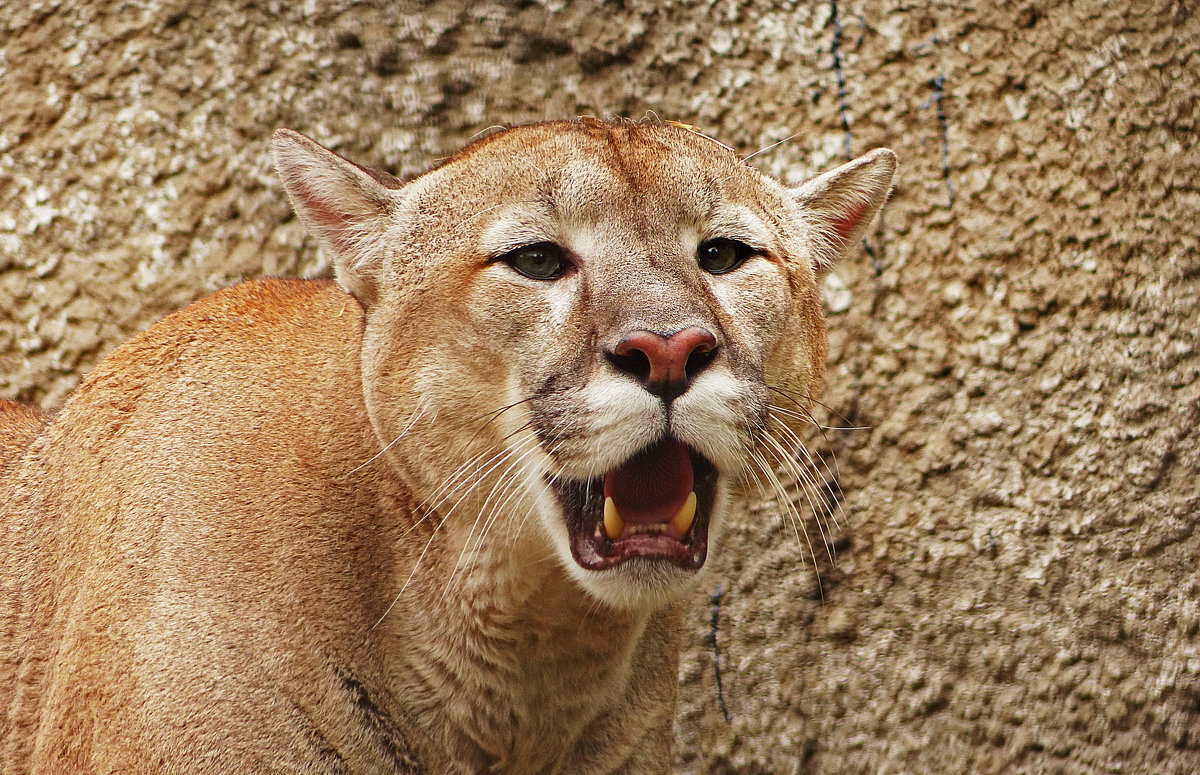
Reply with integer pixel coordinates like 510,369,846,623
294,180,355,252
297,183,348,230
830,201,868,248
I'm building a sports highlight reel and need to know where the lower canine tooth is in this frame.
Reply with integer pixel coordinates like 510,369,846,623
603,497,624,540
671,491,697,536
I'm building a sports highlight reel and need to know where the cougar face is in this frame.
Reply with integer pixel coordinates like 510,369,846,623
274,120,895,609
478,143,790,605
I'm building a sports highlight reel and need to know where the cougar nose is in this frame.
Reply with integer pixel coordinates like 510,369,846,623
608,326,719,401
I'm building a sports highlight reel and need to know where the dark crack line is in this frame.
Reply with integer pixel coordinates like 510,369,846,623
830,0,853,160
705,583,732,723
931,74,955,208
864,209,886,277
828,1,888,274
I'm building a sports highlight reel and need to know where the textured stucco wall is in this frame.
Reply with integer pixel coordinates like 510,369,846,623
2,1,1197,772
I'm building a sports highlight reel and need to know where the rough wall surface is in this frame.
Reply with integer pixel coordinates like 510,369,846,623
1,1,1197,772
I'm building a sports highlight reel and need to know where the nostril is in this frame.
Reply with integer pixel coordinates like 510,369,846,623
685,344,717,380
606,348,652,384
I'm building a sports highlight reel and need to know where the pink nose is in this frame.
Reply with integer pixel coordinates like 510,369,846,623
609,327,718,401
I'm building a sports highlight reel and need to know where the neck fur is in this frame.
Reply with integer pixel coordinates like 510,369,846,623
379,521,674,773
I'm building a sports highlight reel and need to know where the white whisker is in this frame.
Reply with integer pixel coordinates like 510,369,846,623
347,399,430,475
767,403,869,431
761,432,835,565
766,413,838,521
747,446,824,599
741,131,804,164
443,437,545,598
768,407,848,531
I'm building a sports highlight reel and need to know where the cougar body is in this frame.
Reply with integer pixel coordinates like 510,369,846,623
0,120,894,774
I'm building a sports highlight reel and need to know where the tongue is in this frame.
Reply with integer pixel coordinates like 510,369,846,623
603,438,694,525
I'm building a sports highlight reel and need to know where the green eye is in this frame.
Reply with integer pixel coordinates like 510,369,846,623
698,239,753,274
502,242,569,281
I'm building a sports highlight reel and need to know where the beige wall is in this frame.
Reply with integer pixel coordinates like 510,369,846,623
2,1,1197,771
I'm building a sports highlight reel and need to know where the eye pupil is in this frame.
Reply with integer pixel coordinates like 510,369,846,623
505,242,567,280
699,239,750,274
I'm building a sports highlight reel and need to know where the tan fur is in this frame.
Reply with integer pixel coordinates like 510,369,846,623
0,120,894,774
0,401,48,469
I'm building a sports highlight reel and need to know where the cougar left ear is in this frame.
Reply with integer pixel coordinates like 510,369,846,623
789,148,897,273
271,128,403,306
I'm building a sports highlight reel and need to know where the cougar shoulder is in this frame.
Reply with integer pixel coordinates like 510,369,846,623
0,400,48,470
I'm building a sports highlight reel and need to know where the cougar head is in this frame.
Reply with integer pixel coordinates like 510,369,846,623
273,120,895,609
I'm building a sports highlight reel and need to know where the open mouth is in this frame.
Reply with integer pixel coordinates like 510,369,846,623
551,436,718,571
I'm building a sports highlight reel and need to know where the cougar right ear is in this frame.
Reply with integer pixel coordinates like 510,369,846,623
271,129,402,306
788,147,897,275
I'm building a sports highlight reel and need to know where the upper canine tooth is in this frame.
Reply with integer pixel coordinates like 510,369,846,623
671,491,697,537
603,496,625,540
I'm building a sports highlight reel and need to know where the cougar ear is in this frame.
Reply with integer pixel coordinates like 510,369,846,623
789,148,897,274
271,128,403,306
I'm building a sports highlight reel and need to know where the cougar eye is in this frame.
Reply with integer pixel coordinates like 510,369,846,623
501,242,569,281
698,239,753,274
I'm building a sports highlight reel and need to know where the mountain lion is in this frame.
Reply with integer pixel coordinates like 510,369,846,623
0,119,894,774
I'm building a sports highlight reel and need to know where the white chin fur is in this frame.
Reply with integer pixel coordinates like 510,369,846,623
571,558,709,610
669,368,753,474
554,377,664,478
